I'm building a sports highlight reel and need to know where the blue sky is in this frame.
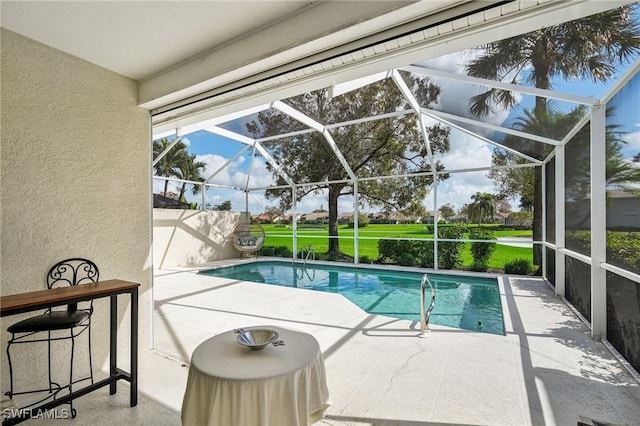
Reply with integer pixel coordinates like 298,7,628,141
185,130,243,158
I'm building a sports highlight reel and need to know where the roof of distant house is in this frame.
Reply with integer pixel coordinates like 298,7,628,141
304,212,329,221
153,193,191,209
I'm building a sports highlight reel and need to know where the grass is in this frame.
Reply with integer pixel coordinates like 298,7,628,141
263,223,534,271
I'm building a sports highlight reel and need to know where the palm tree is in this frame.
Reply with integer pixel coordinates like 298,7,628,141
466,5,640,267
469,192,497,225
176,154,207,202
153,138,190,196
153,138,207,205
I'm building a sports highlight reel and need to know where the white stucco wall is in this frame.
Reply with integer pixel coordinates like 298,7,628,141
0,29,151,393
153,209,242,268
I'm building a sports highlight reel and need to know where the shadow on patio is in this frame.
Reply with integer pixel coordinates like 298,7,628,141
145,266,640,426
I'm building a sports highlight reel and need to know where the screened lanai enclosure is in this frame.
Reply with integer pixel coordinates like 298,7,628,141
152,4,640,376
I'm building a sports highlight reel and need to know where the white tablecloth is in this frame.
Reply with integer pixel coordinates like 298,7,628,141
181,326,330,426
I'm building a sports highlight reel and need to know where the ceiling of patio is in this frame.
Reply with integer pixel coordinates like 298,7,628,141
3,0,628,115
1,0,472,108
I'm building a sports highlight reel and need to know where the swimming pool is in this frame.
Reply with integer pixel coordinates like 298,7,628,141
199,261,504,335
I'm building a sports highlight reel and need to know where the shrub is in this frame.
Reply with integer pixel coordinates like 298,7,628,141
607,232,640,273
567,230,640,273
346,213,369,228
359,255,373,264
258,245,292,258
437,226,465,269
469,228,496,265
377,239,434,268
397,253,417,267
413,241,435,268
504,258,533,275
378,239,402,262
469,260,488,272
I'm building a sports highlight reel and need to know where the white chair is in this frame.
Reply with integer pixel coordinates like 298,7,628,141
231,221,266,257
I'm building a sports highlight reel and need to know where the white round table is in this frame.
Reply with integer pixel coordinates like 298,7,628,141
181,326,330,426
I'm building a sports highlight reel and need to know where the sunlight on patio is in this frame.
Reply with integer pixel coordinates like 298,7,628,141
145,262,640,426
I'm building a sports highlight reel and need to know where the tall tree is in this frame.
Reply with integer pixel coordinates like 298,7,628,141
468,192,497,225
467,5,640,267
439,203,456,221
153,138,190,196
176,153,206,202
153,138,207,204
247,75,451,255
213,200,232,211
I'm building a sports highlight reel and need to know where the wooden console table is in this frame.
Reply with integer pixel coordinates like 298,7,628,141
0,279,139,425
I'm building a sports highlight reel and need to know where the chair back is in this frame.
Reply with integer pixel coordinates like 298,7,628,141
47,258,99,312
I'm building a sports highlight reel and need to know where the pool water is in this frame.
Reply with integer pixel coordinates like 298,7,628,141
200,261,504,335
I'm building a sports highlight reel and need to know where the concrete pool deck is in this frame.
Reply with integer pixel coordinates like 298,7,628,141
34,258,640,425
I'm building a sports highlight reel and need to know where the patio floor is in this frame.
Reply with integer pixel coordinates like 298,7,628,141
32,259,640,425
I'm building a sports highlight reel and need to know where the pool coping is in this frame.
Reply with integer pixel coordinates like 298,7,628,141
196,258,507,335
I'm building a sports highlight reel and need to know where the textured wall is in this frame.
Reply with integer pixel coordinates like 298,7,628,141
0,29,152,393
153,209,242,268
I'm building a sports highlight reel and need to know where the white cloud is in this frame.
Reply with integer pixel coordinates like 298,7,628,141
623,130,640,158
247,159,277,189
196,153,274,190
436,171,495,212
197,154,232,182
153,178,181,196
296,190,329,213
434,128,494,171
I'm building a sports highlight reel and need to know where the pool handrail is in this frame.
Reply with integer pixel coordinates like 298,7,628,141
419,273,436,337
303,245,315,266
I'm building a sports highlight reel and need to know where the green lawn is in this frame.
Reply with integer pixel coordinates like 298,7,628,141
262,223,534,272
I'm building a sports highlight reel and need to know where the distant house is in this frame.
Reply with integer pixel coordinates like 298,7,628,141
153,193,191,209
303,212,329,224
368,212,386,224
376,212,417,224
338,212,354,223
603,191,640,229
569,190,640,230
256,213,272,223
422,210,443,224
368,211,417,224
449,214,467,224
495,211,511,225
273,214,300,224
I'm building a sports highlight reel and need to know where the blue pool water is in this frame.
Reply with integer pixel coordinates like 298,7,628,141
199,261,504,335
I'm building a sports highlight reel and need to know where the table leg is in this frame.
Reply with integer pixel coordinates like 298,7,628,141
110,295,117,395
130,289,138,407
